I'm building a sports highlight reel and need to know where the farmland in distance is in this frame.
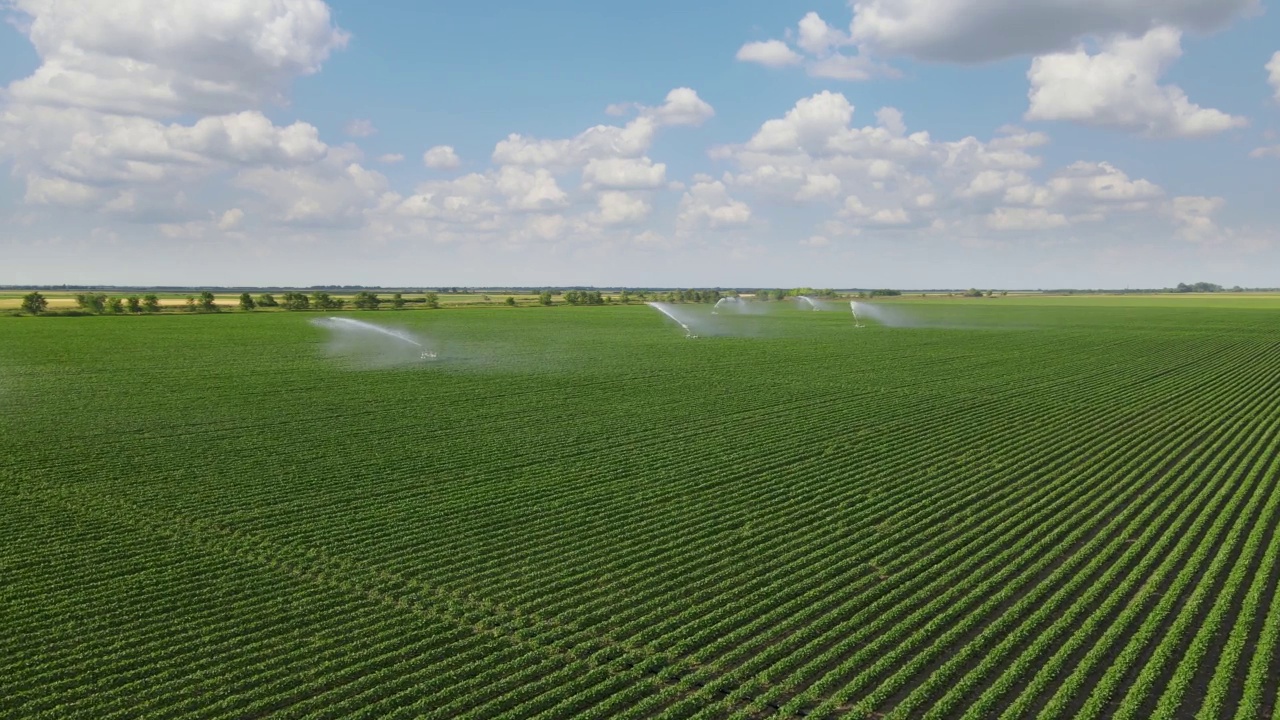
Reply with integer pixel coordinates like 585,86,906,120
2,297,1279,719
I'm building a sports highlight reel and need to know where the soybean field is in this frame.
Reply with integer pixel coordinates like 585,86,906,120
2,297,1279,719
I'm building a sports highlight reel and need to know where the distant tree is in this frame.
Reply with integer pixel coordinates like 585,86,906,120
352,291,381,310
311,292,342,310
256,293,278,308
198,291,218,312
282,292,310,310
424,292,440,309
505,296,516,306
126,296,142,313
185,296,197,312
107,297,125,314
1000,291,1008,297
142,294,161,313
392,292,406,309
869,289,902,297
538,291,553,306
964,288,984,298
618,290,631,304
239,292,256,311
985,290,995,298
20,291,48,314
482,294,491,301
75,293,106,313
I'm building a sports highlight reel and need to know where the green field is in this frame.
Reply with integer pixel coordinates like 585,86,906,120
3,298,1279,718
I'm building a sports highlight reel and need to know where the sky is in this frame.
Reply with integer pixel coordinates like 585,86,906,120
1,0,1278,289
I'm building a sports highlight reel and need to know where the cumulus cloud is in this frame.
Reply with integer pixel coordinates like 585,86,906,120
1168,195,1225,241
986,207,1068,230
23,175,101,208
377,153,405,164
1,107,329,191
582,157,667,189
735,12,890,81
796,173,843,201
494,166,568,211
649,88,716,127
423,145,461,169
736,40,803,67
1269,51,1280,101
596,191,651,225
678,180,751,229
492,88,712,170
713,91,1168,240
1026,28,1247,137
344,119,377,137
235,148,389,226
0,0,350,220
737,3,1252,139
6,0,349,117
845,0,1257,63
217,208,245,231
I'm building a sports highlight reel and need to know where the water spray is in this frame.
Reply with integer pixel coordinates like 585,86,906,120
850,301,865,328
317,317,422,346
712,297,741,314
311,316,438,364
797,296,820,311
646,302,697,338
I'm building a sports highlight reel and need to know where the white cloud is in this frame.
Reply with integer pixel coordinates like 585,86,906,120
235,149,389,226
800,235,832,247
492,88,712,170
648,88,715,127
344,119,377,137
217,208,245,231
377,153,405,164
1043,161,1163,204
715,91,1170,241
959,170,1031,198
1269,51,1280,101
596,191,651,225
582,157,667,189
845,0,1257,63
797,12,849,56
23,175,101,207
1,107,329,196
744,90,856,154
6,0,349,118
0,0,350,223
736,13,890,81
841,195,911,224
423,145,461,169
796,173,842,201
1168,195,1225,241
1026,28,1246,138
494,166,568,211
678,180,751,229
807,53,883,81
736,40,803,67
986,207,1068,230
1251,145,1280,159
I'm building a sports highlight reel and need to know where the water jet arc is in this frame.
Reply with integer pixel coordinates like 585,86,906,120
647,302,696,338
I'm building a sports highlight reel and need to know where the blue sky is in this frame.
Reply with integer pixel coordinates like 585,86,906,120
1,0,1278,288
